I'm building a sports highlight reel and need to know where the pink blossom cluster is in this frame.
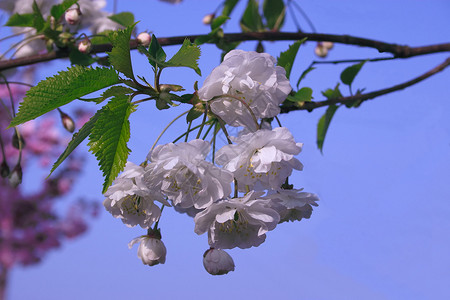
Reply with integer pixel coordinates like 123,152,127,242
0,75,97,270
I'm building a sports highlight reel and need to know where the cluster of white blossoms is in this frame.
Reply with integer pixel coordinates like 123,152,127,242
104,49,318,275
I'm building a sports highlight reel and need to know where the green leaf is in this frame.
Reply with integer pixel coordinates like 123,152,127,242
108,12,135,27
49,112,99,175
211,15,229,30
317,104,339,153
277,39,306,79
340,61,366,86
263,0,285,30
69,48,95,66
87,95,136,192
240,0,264,32
5,13,35,27
107,24,136,79
9,66,120,127
186,104,205,122
84,85,135,104
141,39,201,75
221,0,239,17
321,83,343,99
50,0,78,20
146,34,166,68
90,32,113,45
31,0,45,32
166,39,201,75
287,87,313,102
296,66,316,88
99,86,134,104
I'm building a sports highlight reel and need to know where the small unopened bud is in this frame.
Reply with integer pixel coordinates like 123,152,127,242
159,84,184,92
9,164,22,188
59,110,75,133
256,41,264,53
137,32,151,47
314,43,328,58
128,229,167,267
203,248,235,275
322,41,334,50
12,130,25,149
78,38,92,54
1,160,10,178
65,8,81,25
202,13,215,25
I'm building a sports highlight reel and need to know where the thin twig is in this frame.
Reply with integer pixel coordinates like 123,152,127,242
281,56,450,113
1,32,449,71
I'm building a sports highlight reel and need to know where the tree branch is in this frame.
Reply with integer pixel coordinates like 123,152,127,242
280,56,450,113
0,31,449,71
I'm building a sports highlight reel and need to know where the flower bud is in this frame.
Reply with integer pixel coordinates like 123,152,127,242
12,130,25,149
314,43,328,58
59,110,75,133
9,164,22,188
78,38,92,54
202,13,215,25
128,229,166,266
322,41,334,50
203,248,235,275
137,32,151,46
1,160,10,178
65,8,81,25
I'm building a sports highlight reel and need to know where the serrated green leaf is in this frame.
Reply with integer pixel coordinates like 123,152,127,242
317,104,339,153
50,0,78,20
49,111,99,175
108,12,135,27
277,39,306,79
240,0,264,32
321,83,343,99
141,39,201,75
107,24,135,79
221,0,239,17
296,66,316,88
99,86,134,104
87,95,136,192
85,85,135,104
263,0,285,30
340,61,366,86
9,66,120,127
5,13,35,27
166,39,201,75
287,87,313,102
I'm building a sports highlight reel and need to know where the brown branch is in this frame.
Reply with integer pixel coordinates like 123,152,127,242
0,32,449,71
280,56,450,113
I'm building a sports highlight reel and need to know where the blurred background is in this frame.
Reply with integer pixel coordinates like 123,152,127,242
2,0,450,299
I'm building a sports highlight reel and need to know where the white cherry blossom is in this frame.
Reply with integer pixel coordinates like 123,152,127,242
198,49,291,131
144,139,233,209
216,127,303,192
194,191,280,249
264,188,319,223
103,162,167,229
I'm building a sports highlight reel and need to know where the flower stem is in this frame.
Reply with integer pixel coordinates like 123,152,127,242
148,110,189,157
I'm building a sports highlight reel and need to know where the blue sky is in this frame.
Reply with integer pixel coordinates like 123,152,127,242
7,0,450,299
